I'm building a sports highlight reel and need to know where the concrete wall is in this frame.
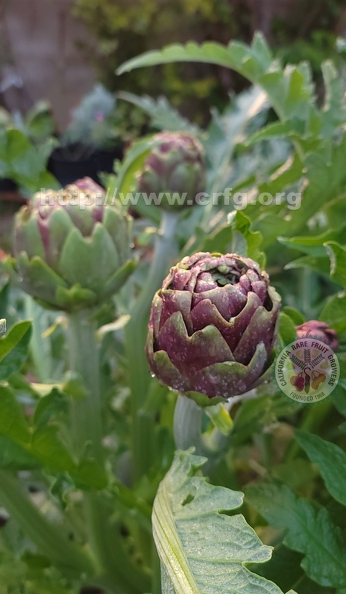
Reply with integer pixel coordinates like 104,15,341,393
0,0,96,131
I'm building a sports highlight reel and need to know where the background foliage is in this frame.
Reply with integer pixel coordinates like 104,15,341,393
74,0,346,122
0,28,346,594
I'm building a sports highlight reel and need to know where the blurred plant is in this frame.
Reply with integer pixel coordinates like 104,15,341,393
61,84,118,152
0,101,58,195
10,100,56,144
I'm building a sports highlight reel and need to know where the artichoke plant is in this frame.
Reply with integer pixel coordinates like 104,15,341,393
146,252,281,404
296,320,338,350
137,131,206,210
12,178,135,311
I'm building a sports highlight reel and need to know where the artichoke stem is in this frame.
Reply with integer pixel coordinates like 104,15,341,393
174,395,231,470
174,396,204,453
67,309,103,460
67,310,135,594
126,211,179,482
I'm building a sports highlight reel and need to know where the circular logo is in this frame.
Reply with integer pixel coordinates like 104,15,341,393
275,337,340,403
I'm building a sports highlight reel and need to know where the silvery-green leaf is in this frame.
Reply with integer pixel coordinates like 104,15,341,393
153,449,289,594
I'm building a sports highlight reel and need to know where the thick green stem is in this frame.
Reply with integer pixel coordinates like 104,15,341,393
126,212,179,483
0,469,93,579
67,310,103,461
67,309,140,594
174,395,230,468
174,396,205,454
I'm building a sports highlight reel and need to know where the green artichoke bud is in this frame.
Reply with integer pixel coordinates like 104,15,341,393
137,132,206,211
146,252,281,405
296,320,338,351
13,178,135,311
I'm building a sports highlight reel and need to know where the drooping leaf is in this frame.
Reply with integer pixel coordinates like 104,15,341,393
117,33,333,148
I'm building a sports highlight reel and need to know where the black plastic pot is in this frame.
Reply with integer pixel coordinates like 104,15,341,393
0,178,17,192
48,144,124,187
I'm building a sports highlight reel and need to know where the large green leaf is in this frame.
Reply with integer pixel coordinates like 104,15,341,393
246,482,346,589
153,449,295,594
295,430,346,506
117,34,314,126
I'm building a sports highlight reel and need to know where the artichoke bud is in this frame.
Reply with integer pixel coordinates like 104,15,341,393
296,320,338,351
146,252,281,406
137,132,206,211
13,178,135,311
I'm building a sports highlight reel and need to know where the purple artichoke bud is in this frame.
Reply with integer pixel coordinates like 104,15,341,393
296,320,339,351
13,179,135,311
71,176,104,194
137,132,206,211
146,252,281,405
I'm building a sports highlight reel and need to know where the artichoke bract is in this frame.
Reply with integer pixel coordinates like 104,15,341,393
296,320,338,351
137,132,206,211
13,178,135,311
146,252,281,405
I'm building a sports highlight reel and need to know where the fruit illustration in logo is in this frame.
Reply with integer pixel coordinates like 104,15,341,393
311,371,326,390
290,373,305,392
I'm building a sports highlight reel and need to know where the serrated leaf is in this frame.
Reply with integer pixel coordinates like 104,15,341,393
153,449,286,594
117,33,316,133
246,482,346,589
0,384,107,488
295,430,346,506
117,92,200,135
